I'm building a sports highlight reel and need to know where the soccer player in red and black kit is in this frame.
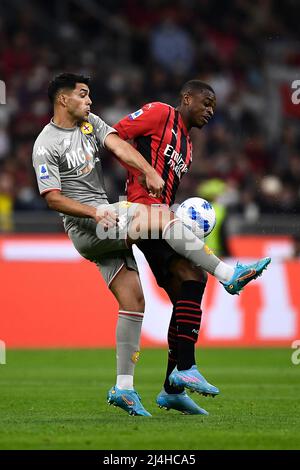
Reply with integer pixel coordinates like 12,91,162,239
114,80,219,415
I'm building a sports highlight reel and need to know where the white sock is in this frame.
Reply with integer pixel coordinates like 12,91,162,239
214,261,234,283
116,374,134,390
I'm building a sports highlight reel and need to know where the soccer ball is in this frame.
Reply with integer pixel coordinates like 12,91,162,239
175,197,216,239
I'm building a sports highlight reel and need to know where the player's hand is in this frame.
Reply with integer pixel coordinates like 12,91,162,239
94,205,119,230
140,169,165,198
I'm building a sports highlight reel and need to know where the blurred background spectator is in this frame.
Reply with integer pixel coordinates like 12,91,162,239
0,0,300,233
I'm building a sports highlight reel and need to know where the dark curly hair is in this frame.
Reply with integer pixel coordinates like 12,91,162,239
48,72,90,104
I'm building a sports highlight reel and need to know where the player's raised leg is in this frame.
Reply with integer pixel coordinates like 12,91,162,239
107,265,151,417
127,204,271,295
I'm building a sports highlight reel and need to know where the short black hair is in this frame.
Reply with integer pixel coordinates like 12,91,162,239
48,72,90,104
180,80,215,98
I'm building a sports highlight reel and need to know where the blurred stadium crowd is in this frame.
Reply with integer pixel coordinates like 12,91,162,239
0,0,300,232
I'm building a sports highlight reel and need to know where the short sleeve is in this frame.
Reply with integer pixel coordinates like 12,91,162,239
114,102,169,140
32,141,61,195
88,113,117,148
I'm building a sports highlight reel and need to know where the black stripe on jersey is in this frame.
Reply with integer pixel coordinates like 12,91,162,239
161,110,179,202
136,135,152,163
154,106,171,169
170,129,188,205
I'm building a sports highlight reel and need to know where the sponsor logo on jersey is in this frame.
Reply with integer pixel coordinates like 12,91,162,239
129,109,143,120
39,164,49,180
66,148,86,168
80,121,93,135
66,141,95,175
164,144,189,178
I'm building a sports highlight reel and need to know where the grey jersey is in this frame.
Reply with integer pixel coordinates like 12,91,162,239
32,113,116,207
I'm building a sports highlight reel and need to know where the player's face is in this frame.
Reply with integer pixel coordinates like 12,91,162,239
64,83,92,122
187,90,216,129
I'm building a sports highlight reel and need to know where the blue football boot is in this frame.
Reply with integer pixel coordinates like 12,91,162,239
169,366,219,397
107,386,152,417
156,389,209,415
222,257,271,295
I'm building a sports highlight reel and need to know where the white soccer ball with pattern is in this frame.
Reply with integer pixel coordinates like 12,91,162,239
176,197,216,239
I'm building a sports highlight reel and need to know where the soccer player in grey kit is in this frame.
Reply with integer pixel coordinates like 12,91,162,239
32,73,271,417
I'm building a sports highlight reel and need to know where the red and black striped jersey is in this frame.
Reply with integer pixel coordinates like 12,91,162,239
114,102,193,206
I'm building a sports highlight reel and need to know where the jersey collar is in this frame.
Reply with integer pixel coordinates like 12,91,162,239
50,118,78,131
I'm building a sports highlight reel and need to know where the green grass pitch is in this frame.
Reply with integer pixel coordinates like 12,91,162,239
0,348,299,450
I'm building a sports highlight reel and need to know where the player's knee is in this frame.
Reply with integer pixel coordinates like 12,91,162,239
197,269,208,285
118,292,145,313
132,291,145,313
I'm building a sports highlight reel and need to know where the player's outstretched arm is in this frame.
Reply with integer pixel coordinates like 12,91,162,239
44,190,118,229
104,133,164,198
